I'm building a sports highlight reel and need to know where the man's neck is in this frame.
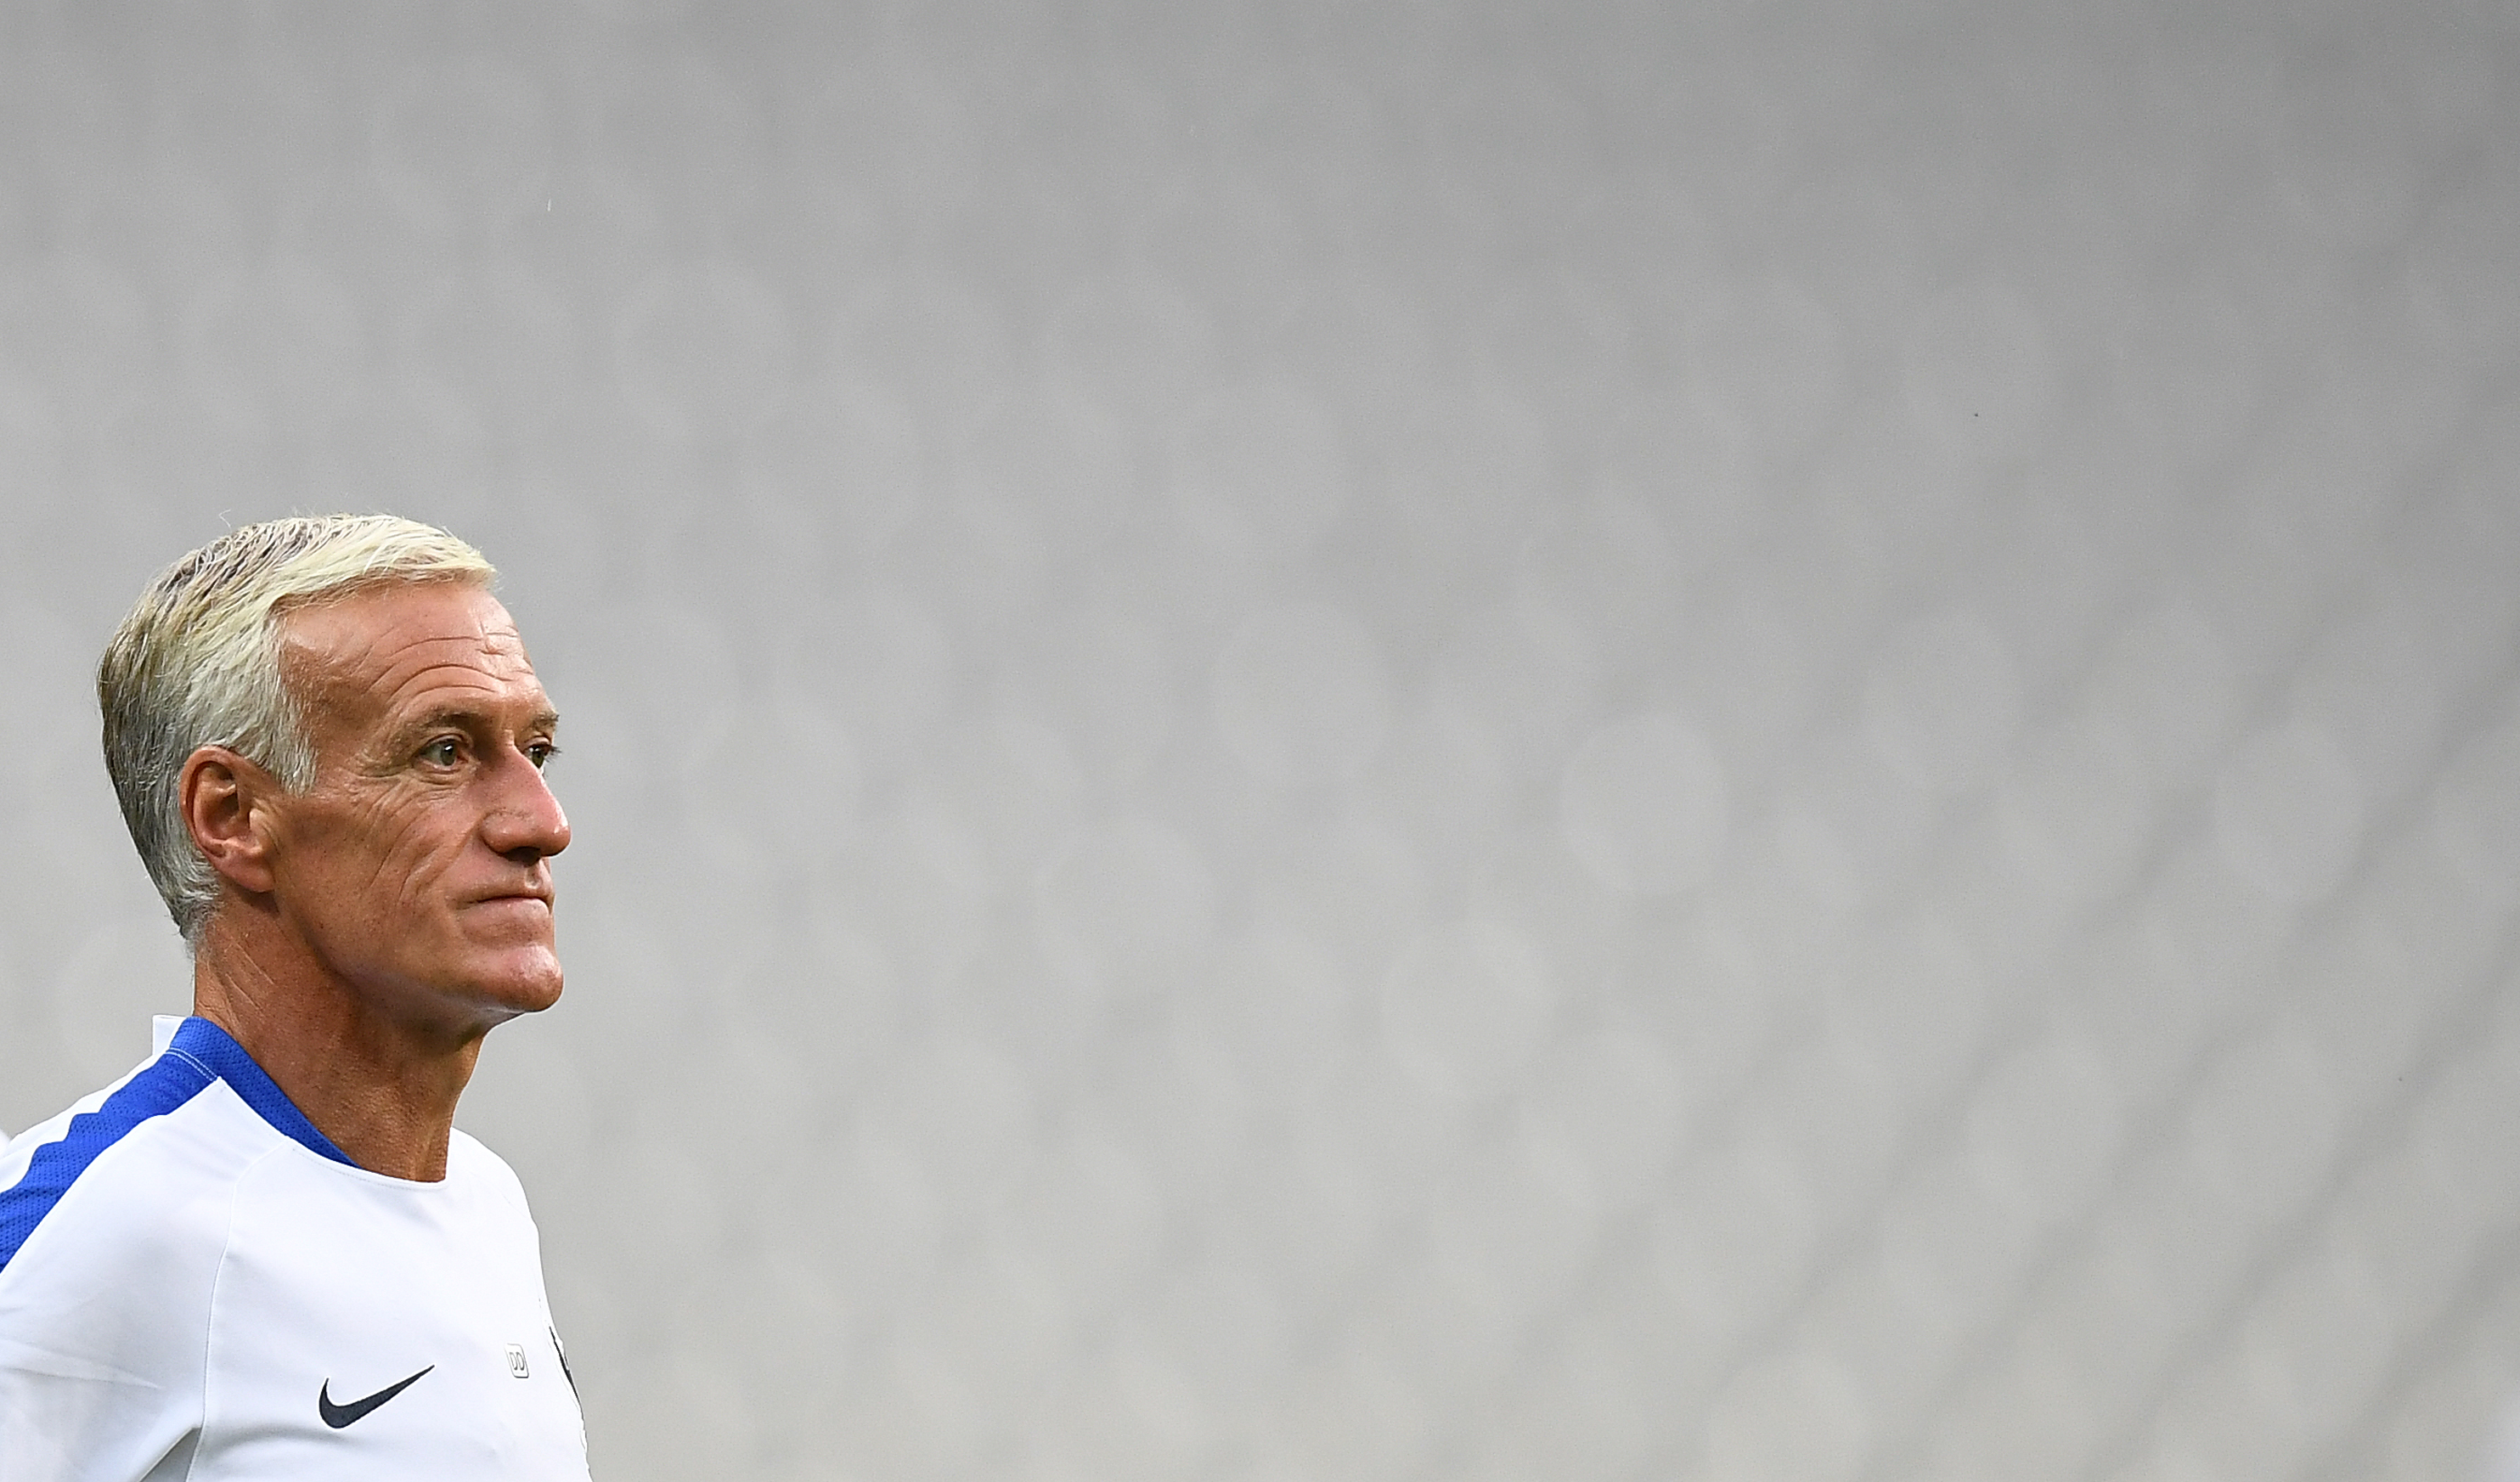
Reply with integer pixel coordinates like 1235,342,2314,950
189,910,485,1183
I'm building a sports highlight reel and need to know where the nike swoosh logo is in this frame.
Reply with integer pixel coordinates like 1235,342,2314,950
318,1365,434,1428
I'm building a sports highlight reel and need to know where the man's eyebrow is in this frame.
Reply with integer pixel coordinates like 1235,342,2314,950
392,705,561,738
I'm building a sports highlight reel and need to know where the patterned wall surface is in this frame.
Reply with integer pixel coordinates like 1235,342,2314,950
3,4,2519,1479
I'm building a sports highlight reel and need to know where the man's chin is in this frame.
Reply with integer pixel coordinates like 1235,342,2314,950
482,959,565,1017
440,946,565,1023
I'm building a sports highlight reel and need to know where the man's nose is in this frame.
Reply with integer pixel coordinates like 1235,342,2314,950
482,748,571,861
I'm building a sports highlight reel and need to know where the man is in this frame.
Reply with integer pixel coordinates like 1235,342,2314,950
0,516,589,1479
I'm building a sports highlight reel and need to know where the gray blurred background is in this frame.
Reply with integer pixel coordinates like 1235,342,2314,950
3,3,2519,1479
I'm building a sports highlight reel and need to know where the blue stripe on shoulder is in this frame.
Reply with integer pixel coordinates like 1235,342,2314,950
0,1050,211,1273
0,1018,353,1275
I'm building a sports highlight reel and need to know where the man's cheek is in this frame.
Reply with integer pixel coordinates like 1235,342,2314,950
373,801,448,864
381,824,461,895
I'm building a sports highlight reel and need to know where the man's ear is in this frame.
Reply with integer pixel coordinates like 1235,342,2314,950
179,746,281,895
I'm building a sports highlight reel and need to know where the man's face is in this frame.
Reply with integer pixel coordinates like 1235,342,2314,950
266,582,568,1039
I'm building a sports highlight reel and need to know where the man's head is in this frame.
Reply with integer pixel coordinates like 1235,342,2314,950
99,516,567,1028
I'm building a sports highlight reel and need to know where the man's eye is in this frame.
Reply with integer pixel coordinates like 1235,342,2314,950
527,742,557,770
420,739,462,767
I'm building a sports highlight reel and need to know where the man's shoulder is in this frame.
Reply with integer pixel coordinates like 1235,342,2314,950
0,1059,289,1457
446,1127,535,1210
0,1055,294,1288
0,1057,159,1194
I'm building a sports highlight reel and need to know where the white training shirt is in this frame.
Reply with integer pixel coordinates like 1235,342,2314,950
0,1017,591,1480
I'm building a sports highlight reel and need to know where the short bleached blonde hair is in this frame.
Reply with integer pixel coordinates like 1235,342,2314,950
98,515,497,945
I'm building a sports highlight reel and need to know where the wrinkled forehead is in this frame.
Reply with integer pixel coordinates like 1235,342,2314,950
278,581,548,730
